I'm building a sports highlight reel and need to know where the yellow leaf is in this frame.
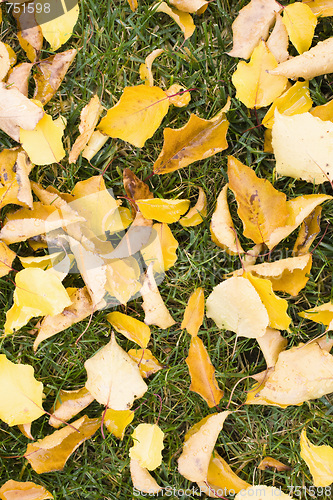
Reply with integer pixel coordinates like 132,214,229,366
293,205,322,256
235,486,294,499
153,112,229,174
107,311,151,348
0,241,16,278
0,480,53,500
266,13,289,63
0,354,44,426
181,288,205,337
300,429,333,487
130,459,162,494
303,0,333,17
210,184,244,255
179,187,207,227
82,130,109,161
311,98,333,121
141,222,178,273
244,273,291,331
206,276,269,339
269,37,333,80
84,332,147,410
169,0,208,13
25,415,100,473
299,301,333,326
140,264,175,329
127,0,138,11
228,0,281,60
139,48,164,86
103,408,134,439
130,423,164,471
127,349,164,378
228,156,289,245
105,257,142,305
257,327,287,368
258,456,291,471
178,412,230,482
20,112,66,165
98,85,169,148
165,84,191,107
154,2,195,39
136,198,190,223
186,336,223,408
197,451,250,496
232,40,287,108
0,41,10,81
262,81,312,129
0,149,33,209
36,0,80,51
282,3,317,54
49,387,94,428
272,111,333,184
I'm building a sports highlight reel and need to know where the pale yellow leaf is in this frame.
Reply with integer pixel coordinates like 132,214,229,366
36,1,80,51
127,349,164,378
129,423,164,471
282,3,317,54
154,2,195,39
107,311,151,348
169,0,208,13
300,429,333,487
130,459,162,494
257,327,287,368
267,13,289,63
0,480,53,500
140,264,175,329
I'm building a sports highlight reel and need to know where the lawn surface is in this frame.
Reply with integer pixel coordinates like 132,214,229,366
1,0,333,499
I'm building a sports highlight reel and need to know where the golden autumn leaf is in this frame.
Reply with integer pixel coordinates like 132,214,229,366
139,48,164,86
299,301,333,326
293,206,322,256
262,81,312,129
0,41,10,80
272,111,333,184
179,187,207,227
206,276,269,339
282,3,317,54
258,456,292,471
105,258,142,305
128,349,164,378
0,149,33,209
129,423,164,470
303,0,333,17
235,486,294,499
0,354,44,426
266,13,289,63
169,0,208,13
0,241,15,278
82,130,108,161
98,85,169,148
269,37,333,80
130,459,162,494
165,84,191,107
25,415,100,474
311,98,333,121
0,480,53,500
36,0,79,51
232,41,288,109
49,387,94,428
228,156,289,245
140,264,175,329
153,111,229,175
103,408,134,439
300,429,333,487
107,311,151,348
228,0,280,60
84,332,147,410
13,2,43,62
186,335,223,408
181,287,205,337
178,412,230,482
154,2,195,39
141,222,178,273
257,327,287,368
136,198,190,223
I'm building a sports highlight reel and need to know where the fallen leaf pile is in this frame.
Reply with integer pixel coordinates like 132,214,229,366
1,0,333,497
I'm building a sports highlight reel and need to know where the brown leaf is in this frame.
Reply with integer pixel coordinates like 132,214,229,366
293,206,322,256
0,480,53,500
25,415,101,473
186,336,223,408
123,168,154,217
258,456,292,471
34,49,77,105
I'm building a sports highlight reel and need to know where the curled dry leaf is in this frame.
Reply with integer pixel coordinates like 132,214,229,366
129,423,164,471
210,184,244,255
165,84,191,107
235,486,294,499
0,82,44,141
206,276,269,339
123,168,154,212
106,311,151,348
186,335,224,408
69,95,103,163
266,13,289,64
0,354,44,426
34,49,77,105
25,415,100,474
13,2,43,62
84,332,148,410
232,40,287,109
154,2,195,40
136,198,190,223
128,348,164,378
34,287,94,351
233,254,313,296
153,110,229,175
98,85,169,148
139,48,164,86
258,456,292,471
178,411,230,482
179,187,207,227
0,480,53,500
130,459,162,494
6,62,33,96
141,222,178,273
181,287,205,337
303,0,333,17
228,0,280,60
282,3,317,54
300,429,333,487
272,111,333,184
82,130,108,161
36,0,80,51
197,451,250,497
269,37,333,80
140,264,175,329
257,327,288,368
103,408,134,439
228,156,289,246
49,387,94,428
293,205,322,256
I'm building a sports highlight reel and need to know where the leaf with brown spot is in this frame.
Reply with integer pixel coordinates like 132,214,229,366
293,206,322,256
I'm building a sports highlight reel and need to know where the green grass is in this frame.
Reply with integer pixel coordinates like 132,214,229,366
1,0,333,498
